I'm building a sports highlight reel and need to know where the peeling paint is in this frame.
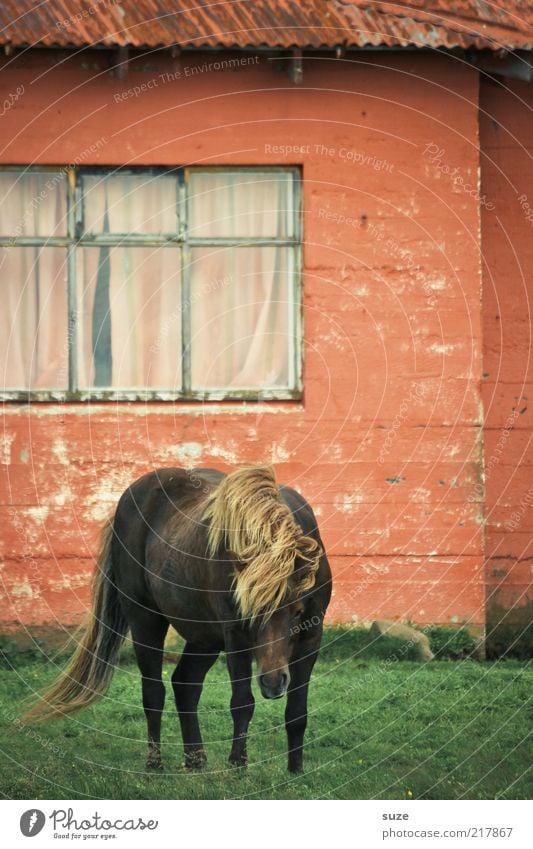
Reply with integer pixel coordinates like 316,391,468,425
159,442,204,464
1,433,15,465
325,442,343,462
271,441,291,462
209,441,241,464
426,276,447,291
53,487,75,506
10,579,38,599
52,438,69,465
26,506,49,522
3,404,303,417
428,342,458,355
334,492,364,515
320,327,347,351
362,562,390,574
411,488,433,502
84,471,132,521
49,573,90,592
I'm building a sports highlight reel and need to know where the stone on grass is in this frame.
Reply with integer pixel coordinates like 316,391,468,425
370,619,434,662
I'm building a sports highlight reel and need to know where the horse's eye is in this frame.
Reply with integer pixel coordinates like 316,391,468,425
293,609,304,621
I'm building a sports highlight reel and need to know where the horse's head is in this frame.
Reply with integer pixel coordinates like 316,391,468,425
251,599,305,699
204,466,323,699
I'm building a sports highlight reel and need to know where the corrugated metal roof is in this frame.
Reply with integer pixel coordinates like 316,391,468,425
0,1,531,52
341,2,533,51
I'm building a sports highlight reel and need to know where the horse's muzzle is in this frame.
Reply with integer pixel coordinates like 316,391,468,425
258,672,290,700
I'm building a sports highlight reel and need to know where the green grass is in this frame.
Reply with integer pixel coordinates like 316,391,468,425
0,628,531,800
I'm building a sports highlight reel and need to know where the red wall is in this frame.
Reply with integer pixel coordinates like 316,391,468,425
0,50,485,639
480,77,533,654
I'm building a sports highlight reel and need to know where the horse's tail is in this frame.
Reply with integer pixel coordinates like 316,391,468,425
22,522,128,724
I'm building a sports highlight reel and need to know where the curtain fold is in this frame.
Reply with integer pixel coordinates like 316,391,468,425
189,246,290,389
83,173,176,235
77,245,181,389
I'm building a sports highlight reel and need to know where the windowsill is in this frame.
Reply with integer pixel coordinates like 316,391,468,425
1,397,305,416
1,389,303,405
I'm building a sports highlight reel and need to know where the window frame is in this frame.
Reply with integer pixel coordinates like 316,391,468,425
0,164,302,402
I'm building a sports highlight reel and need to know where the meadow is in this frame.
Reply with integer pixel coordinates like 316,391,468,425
0,628,531,800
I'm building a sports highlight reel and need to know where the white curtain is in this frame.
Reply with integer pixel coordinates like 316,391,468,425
83,173,177,235
77,246,181,389
189,171,293,239
0,170,67,238
0,171,67,389
76,174,181,389
188,171,293,389
189,246,290,389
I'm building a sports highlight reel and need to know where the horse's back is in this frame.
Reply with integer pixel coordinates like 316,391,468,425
122,467,217,502
110,466,330,615
110,468,215,606
113,468,321,548
113,466,319,543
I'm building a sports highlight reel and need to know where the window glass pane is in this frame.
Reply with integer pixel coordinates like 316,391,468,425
189,246,293,390
0,247,68,389
0,170,67,238
77,247,181,389
188,170,295,238
81,173,178,236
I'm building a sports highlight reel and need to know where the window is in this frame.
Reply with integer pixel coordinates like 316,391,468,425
0,167,301,400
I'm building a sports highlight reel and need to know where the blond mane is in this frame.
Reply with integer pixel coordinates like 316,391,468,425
202,466,321,621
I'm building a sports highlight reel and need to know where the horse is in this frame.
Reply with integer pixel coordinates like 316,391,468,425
23,465,332,773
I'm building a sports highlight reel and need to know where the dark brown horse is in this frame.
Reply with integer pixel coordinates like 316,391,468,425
24,466,332,773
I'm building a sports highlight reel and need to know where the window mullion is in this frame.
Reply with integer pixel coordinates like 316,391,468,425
291,173,301,392
181,171,191,394
181,247,192,396
66,168,78,392
186,237,297,247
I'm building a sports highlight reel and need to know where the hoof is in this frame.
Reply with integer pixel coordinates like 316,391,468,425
146,743,163,771
229,755,248,768
184,749,207,770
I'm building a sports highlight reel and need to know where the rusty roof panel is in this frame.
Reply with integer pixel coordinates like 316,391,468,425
0,1,530,51
341,2,533,51
0,0,354,49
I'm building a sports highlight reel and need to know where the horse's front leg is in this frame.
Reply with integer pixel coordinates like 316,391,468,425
285,645,320,773
226,642,255,767
172,643,219,769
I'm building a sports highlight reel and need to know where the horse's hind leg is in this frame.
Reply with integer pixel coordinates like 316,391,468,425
130,612,169,770
172,643,219,769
